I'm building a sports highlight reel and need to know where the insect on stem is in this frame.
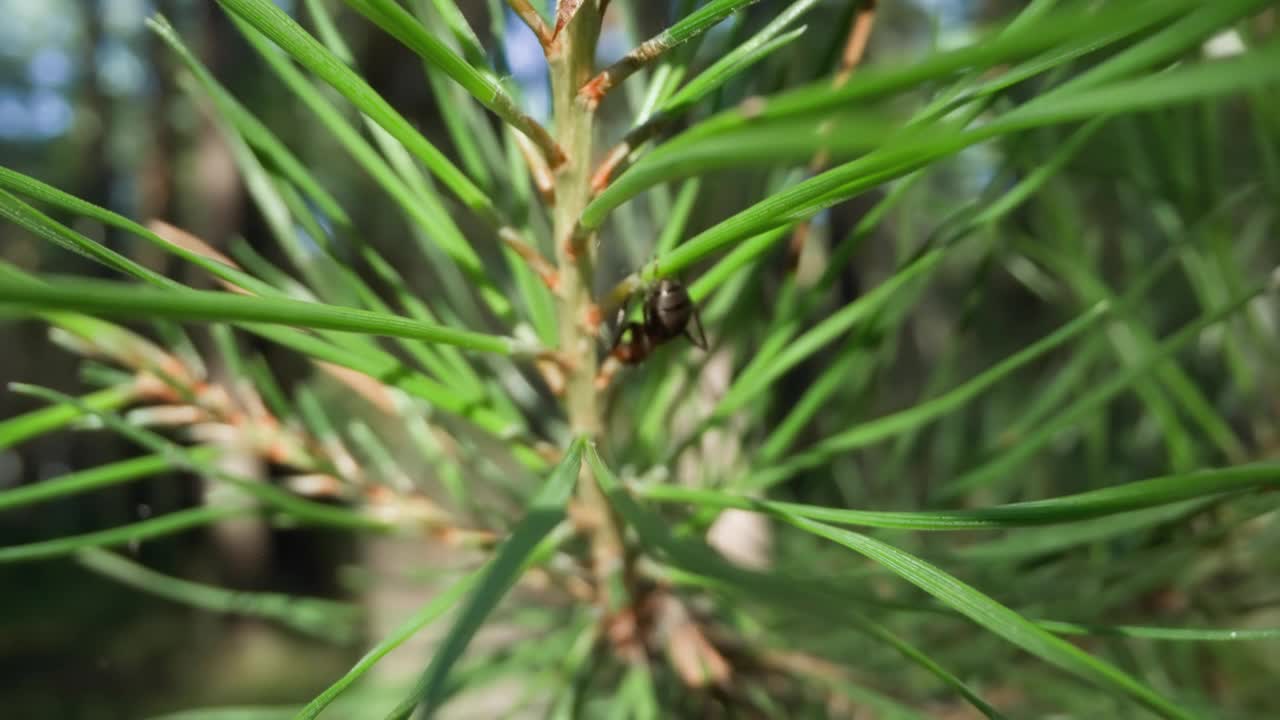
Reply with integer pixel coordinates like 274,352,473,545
604,279,708,367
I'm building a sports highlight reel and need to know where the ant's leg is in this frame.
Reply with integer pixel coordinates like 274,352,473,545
608,297,633,353
685,305,709,350
610,323,647,363
641,287,656,333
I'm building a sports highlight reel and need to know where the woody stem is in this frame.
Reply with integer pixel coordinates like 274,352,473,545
549,2,630,613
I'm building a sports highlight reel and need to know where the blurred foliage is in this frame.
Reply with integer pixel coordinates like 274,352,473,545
2,0,1280,718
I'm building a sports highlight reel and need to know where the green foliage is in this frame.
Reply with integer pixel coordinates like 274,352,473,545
0,275,519,354
2,0,1279,717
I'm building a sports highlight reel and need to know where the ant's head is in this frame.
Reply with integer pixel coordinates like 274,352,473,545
652,277,683,295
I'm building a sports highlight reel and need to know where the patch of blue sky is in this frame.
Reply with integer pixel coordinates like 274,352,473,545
0,91,31,140
94,39,149,97
502,7,550,123
101,0,151,35
295,222,326,257
596,12,631,66
27,89,74,139
28,47,75,88
0,0,81,59
0,89,73,141
913,0,978,50
914,0,973,26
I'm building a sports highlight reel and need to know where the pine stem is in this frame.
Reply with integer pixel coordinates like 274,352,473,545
548,1,628,612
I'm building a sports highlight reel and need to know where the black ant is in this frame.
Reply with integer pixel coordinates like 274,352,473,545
606,278,708,365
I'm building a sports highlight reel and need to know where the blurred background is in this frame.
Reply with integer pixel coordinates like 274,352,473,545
4,0,1276,718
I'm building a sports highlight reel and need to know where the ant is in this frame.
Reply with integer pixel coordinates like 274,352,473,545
606,278,708,365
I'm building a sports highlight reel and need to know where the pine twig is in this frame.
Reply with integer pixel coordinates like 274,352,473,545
547,1,635,620
787,0,878,268
589,117,669,195
512,130,558,205
835,0,878,88
553,1,586,42
579,0,764,108
500,226,560,290
508,0,553,47
579,36,670,109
